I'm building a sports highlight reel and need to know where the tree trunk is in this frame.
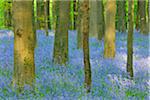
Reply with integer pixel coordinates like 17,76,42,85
53,1,70,65
136,0,140,31
77,0,83,49
4,0,12,28
104,0,116,58
97,0,105,40
36,0,44,30
147,1,150,33
89,0,98,37
47,0,51,30
117,0,126,32
12,1,36,91
52,0,57,31
82,0,91,93
127,0,134,78
139,1,147,34
44,0,49,36
73,0,77,30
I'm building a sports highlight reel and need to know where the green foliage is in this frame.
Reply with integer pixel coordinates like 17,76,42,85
125,88,148,99
0,0,4,29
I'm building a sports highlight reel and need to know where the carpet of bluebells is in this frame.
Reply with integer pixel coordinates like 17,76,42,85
0,30,149,99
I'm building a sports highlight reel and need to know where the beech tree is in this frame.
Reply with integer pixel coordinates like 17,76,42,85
82,0,91,93
104,0,116,58
44,0,49,36
89,0,98,37
53,1,70,64
4,0,12,28
97,0,105,40
117,0,126,32
12,0,36,91
77,0,83,49
36,0,44,29
73,0,77,30
135,0,140,31
139,1,147,34
127,0,134,78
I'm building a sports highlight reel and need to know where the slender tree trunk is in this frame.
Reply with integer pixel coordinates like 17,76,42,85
53,1,70,65
73,0,77,30
104,0,116,58
4,0,12,28
77,0,83,49
89,0,98,37
139,1,147,34
82,0,91,93
127,0,134,78
136,0,140,31
147,1,150,33
47,0,51,29
44,0,49,36
97,0,105,40
36,0,44,29
12,1,36,91
117,0,126,33
52,0,57,31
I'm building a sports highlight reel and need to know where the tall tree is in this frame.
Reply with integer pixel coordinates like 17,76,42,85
77,0,83,49
135,0,140,31
97,0,105,40
47,0,51,29
53,1,70,64
89,0,98,37
104,0,116,58
147,0,149,33
139,0,147,34
82,0,91,93
52,0,58,31
127,0,134,78
117,0,126,32
4,0,12,28
44,0,49,36
73,0,77,30
36,0,44,29
12,1,36,91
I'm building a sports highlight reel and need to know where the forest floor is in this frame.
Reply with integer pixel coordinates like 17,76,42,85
0,30,149,99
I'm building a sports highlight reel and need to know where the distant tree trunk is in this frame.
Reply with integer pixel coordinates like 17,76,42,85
44,0,49,36
4,0,12,28
47,0,51,29
52,0,57,31
97,0,105,40
127,0,134,78
139,1,147,34
147,1,150,33
36,0,44,29
12,1,36,91
104,0,116,58
69,1,74,30
82,0,91,93
53,1,70,65
73,0,77,30
77,0,83,49
117,0,126,32
89,0,98,37
136,0,140,31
